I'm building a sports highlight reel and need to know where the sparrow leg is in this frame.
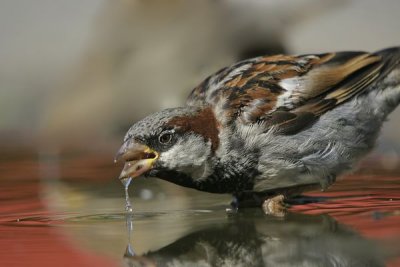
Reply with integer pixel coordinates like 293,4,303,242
262,194,287,217
227,192,271,213
226,196,239,213
228,192,290,215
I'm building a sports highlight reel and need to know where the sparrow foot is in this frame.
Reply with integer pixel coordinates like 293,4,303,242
262,194,288,217
226,196,239,214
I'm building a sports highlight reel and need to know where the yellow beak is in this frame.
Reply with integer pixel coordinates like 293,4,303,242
115,141,159,180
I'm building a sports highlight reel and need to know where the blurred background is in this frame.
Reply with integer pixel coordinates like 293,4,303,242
1,0,400,154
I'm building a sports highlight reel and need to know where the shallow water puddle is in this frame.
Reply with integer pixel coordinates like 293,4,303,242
0,151,399,266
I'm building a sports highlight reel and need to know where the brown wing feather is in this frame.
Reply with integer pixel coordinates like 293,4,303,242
186,50,388,134
294,56,383,116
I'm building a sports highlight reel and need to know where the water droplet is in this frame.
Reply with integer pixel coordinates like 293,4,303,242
121,177,133,212
125,205,133,213
225,207,238,214
124,244,135,257
121,177,132,188
124,213,135,258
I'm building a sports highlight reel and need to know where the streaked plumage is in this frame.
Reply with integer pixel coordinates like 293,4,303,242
116,47,400,208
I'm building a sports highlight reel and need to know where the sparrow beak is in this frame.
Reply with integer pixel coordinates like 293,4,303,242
115,140,159,180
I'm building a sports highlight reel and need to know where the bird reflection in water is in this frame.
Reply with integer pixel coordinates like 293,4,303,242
122,210,385,267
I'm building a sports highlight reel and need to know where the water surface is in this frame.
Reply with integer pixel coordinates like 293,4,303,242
0,148,399,266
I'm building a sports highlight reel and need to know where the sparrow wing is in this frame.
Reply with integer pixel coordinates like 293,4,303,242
187,51,384,134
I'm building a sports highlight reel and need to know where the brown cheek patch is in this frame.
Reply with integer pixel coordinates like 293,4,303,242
167,108,220,152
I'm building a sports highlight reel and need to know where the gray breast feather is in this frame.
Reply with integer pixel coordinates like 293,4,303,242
252,78,400,192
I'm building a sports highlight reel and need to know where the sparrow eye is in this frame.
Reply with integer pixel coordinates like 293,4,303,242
158,132,173,144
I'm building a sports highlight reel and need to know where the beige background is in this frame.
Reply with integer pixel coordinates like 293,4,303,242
0,0,399,153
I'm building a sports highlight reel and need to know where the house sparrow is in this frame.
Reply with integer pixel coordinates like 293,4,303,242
116,47,400,210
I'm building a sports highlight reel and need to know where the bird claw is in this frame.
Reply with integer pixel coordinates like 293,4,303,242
262,194,288,217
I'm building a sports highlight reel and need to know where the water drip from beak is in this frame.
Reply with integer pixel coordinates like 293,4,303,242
121,177,133,212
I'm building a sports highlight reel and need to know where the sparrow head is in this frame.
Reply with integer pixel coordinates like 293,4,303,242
115,106,220,184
